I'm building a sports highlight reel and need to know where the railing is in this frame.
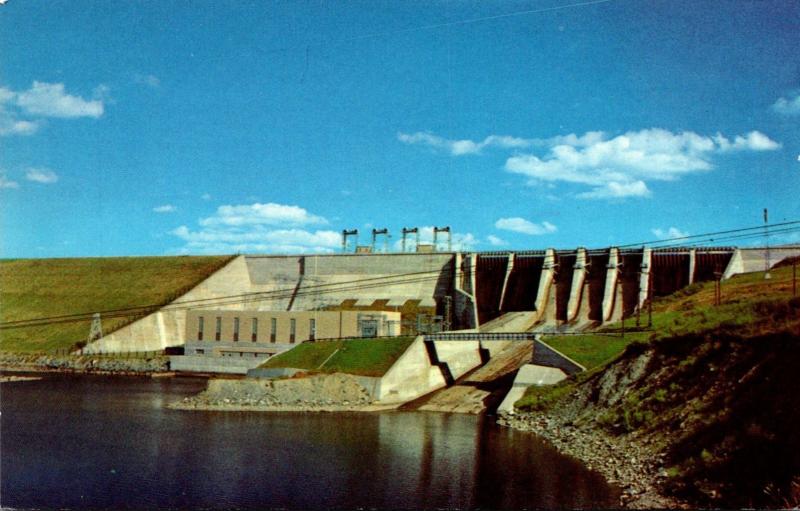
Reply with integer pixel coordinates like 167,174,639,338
423,332,536,341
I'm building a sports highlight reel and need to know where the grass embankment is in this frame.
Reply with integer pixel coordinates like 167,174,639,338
260,336,415,377
515,262,800,507
543,262,800,370
0,256,235,352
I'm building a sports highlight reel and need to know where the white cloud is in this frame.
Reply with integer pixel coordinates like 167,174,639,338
772,91,800,116
398,131,538,156
495,217,557,236
25,167,59,184
486,235,508,246
172,225,341,254
171,202,340,254
713,131,781,151
402,128,781,200
0,172,19,189
153,204,177,213
201,193,212,201
504,128,779,199
135,74,160,88
0,115,39,136
15,81,104,118
1,81,105,136
576,180,651,199
1,87,39,136
199,202,328,227
652,227,690,240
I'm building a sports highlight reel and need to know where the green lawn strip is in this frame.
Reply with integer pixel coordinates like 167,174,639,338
260,336,415,377
260,341,343,371
545,333,647,370
0,256,233,352
321,337,414,376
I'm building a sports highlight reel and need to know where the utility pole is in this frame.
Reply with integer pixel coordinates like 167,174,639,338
764,208,771,280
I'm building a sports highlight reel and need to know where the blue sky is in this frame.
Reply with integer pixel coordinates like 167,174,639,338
1,0,798,257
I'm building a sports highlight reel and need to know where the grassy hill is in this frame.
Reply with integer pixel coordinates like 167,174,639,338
0,256,234,353
260,336,416,377
515,261,800,507
544,261,800,370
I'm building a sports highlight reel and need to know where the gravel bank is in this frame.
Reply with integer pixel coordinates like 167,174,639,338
0,352,170,375
498,411,685,509
171,373,391,412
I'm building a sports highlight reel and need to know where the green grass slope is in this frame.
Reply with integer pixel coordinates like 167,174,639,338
544,261,800,369
260,336,416,377
0,256,234,352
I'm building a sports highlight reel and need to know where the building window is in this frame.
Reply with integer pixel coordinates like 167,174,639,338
198,317,204,341
233,317,240,342
270,318,277,343
215,317,221,341
290,318,296,343
196,348,205,355
251,318,258,342
309,318,316,341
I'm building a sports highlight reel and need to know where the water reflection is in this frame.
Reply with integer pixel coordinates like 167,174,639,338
1,375,617,509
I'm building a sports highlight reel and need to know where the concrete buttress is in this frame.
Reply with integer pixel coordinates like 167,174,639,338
566,248,587,321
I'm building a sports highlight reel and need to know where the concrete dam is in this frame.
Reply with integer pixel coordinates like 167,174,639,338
82,246,795,354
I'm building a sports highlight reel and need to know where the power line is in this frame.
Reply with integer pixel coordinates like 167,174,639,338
259,0,618,57
3,220,799,330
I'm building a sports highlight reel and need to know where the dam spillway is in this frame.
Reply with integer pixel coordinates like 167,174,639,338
501,253,544,313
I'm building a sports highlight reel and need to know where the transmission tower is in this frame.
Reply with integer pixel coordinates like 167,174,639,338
342,229,358,253
87,313,103,343
371,228,389,253
433,226,451,252
443,295,452,331
401,227,419,253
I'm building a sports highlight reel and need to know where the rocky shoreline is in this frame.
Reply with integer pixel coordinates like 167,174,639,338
0,352,170,375
497,410,686,509
171,372,391,413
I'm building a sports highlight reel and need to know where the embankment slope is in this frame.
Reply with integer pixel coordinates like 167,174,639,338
0,256,234,352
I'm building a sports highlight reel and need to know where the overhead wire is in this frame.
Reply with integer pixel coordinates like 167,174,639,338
3,219,798,330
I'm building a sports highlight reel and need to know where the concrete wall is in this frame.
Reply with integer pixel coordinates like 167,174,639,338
497,364,569,413
170,354,264,374
83,255,253,354
369,336,485,404
282,253,455,311
723,246,800,279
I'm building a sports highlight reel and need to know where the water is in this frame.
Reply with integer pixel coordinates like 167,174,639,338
1,374,618,509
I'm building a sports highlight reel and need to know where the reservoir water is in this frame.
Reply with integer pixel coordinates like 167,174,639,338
1,374,617,509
